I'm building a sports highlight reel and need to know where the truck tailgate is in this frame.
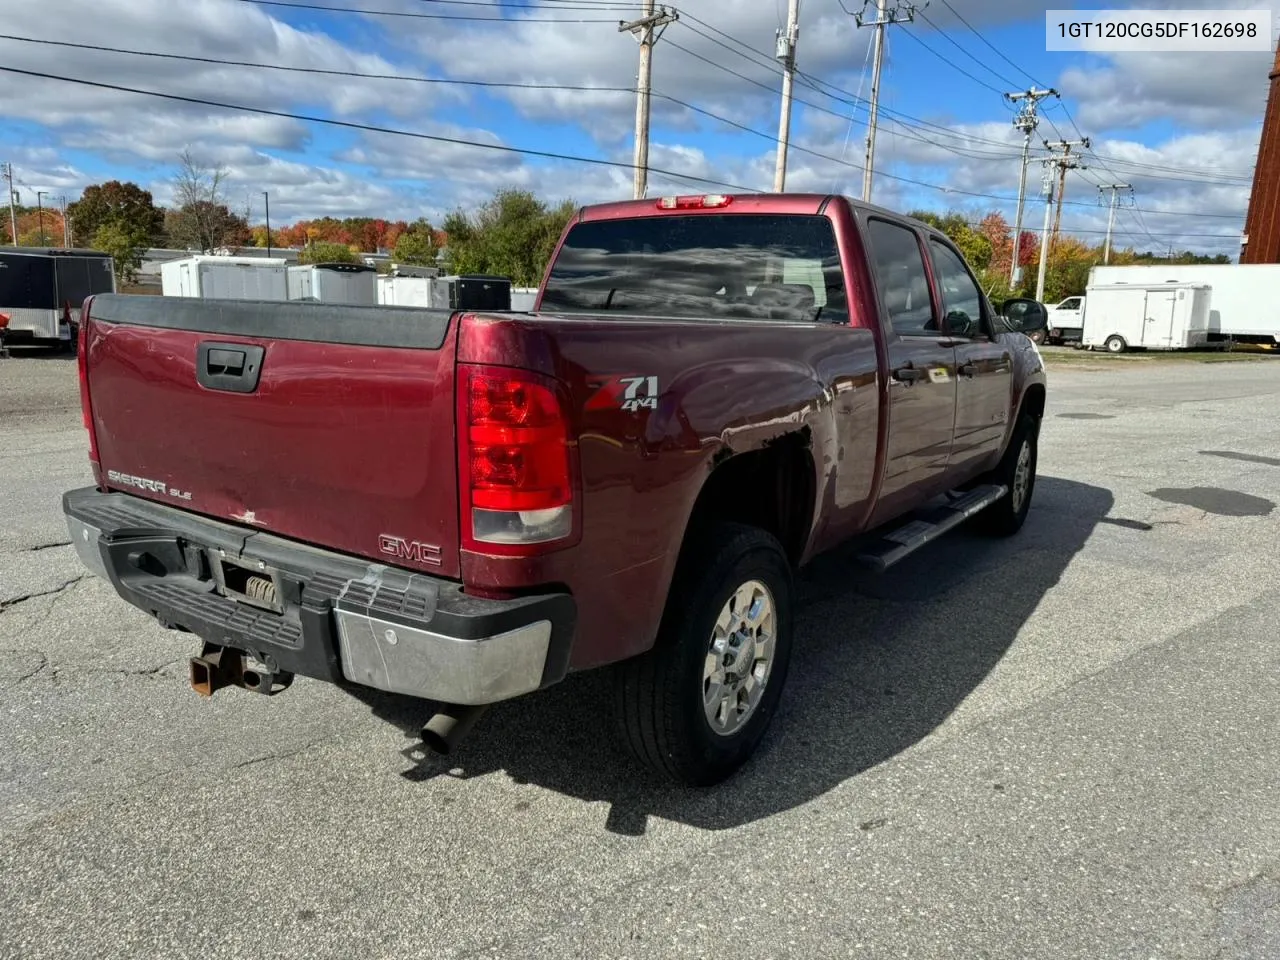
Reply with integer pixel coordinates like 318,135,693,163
83,295,462,578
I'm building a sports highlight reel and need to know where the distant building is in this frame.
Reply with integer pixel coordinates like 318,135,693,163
1241,46,1280,263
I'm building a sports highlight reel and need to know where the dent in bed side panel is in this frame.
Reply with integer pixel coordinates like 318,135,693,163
458,317,877,671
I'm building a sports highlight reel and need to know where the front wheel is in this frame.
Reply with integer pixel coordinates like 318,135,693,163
973,411,1039,537
613,523,793,786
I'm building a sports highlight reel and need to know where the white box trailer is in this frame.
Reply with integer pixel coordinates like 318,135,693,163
161,256,288,301
510,286,538,312
287,263,377,305
376,275,433,307
1082,282,1211,353
1088,264,1280,344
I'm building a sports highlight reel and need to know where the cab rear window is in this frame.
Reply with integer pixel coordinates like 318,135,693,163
540,214,849,324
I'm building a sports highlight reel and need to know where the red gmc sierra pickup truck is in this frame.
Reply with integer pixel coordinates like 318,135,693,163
63,193,1047,786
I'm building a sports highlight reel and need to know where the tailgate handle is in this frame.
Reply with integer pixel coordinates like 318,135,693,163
197,342,265,394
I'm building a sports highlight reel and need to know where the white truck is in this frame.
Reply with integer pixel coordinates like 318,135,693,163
1044,296,1085,344
1081,282,1211,353
1088,264,1280,346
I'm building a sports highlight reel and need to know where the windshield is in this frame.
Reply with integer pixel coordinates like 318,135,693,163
540,213,849,324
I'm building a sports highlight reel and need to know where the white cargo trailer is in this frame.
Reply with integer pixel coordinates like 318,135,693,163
161,256,288,301
510,287,538,312
1087,264,1280,344
1082,282,1211,353
287,263,377,305
376,275,433,307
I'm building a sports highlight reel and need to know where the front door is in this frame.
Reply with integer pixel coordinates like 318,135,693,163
928,239,1013,478
862,217,957,526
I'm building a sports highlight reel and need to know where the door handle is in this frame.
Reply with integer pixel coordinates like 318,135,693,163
891,363,923,385
197,342,265,394
958,360,978,378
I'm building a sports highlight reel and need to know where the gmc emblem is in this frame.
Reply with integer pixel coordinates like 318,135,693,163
378,534,442,566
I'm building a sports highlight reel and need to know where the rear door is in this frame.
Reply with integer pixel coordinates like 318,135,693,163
84,294,463,577
1143,289,1178,346
927,238,1012,479
862,217,957,525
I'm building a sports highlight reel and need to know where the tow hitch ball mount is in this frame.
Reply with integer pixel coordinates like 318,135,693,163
189,642,294,697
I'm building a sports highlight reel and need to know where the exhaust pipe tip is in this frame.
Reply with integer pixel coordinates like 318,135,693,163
422,704,487,756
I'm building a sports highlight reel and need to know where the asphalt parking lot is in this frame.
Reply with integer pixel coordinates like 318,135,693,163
2,348,1278,959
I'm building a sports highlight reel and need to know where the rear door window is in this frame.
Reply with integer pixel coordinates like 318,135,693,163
540,213,848,324
863,218,936,336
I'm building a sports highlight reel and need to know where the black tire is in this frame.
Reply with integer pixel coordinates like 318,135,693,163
1029,329,1046,345
1104,335,1127,354
613,522,793,786
973,410,1039,537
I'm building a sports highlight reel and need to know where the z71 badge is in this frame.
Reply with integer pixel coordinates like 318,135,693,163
586,375,660,413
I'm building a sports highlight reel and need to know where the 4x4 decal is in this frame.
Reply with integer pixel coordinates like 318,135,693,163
586,375,660,412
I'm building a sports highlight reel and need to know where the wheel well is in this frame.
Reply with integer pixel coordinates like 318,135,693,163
1020,383,1046,422
683,434,816,568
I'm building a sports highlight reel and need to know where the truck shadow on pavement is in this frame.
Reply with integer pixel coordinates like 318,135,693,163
348,475,1114,836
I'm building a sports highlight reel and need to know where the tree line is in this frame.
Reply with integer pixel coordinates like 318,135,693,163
6,150,1230,298
908,209,1230,304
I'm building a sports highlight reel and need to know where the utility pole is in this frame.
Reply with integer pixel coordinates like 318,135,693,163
36,191,47,247
59,196,69,247
1035,161,1055,303
263,191,272,258
1005,87,1058,286
619,3,678,200
773,0,801,192
1044,138,1089,256
2,163,17,246
849,0,916,202
1097,183,1131,264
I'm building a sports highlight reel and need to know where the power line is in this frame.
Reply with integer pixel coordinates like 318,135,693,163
0,33,639,94
235,0,619,22
0,64,757,193
0,36,1249,222
934,0,1044,88
896,23,1004,96
671,16,1249,187
915,8,1020,90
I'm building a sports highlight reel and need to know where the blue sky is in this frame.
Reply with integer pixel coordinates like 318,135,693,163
0,0,1271,254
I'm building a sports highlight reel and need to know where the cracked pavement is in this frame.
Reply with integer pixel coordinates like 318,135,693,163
2,351,1279,959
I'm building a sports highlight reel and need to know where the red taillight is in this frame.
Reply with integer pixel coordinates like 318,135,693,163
656,194,733,210
76,304,101,483
460,366,575,550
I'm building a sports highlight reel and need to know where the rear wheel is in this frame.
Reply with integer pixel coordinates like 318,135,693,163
1105,335,1127,354
973,410,1039,537
613,523,793,786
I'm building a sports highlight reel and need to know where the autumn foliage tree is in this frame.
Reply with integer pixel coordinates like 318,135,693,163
67,181,164,247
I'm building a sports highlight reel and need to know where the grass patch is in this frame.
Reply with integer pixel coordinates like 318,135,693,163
1040,346,1280,366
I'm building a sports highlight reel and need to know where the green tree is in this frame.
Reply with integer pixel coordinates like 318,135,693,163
392,219,438,265
298,241,358,264
92,221,149,283
442,190,575,285
67,181,164,248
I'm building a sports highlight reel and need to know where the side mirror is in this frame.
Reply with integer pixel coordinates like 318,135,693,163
999,297,1048,333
